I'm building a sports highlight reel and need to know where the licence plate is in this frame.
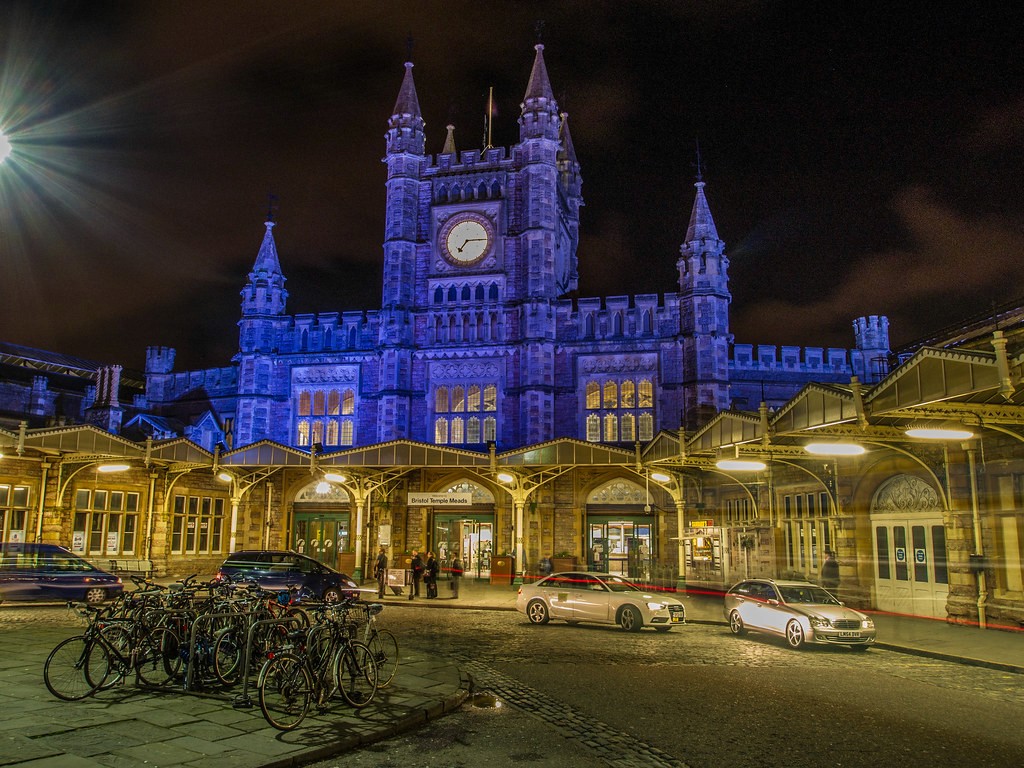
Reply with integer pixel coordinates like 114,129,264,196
671,615,683,623
837,631,860,638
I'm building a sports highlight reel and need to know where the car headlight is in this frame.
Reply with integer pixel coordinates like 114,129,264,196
862,619,875,629
646,602,665,611
808,615,832,628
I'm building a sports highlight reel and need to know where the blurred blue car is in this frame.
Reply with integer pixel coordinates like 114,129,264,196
0,542,124,604
214,550,359,602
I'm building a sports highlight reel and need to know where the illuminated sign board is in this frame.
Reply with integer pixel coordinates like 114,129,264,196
407,492,473,506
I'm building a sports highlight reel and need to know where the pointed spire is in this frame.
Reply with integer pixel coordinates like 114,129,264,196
685,181,720,243
557,112,578,164
253,220,283,276
392,61,422,118
442,124,457,155
523,44,555,103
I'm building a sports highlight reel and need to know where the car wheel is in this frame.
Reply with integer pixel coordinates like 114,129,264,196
85,587,106,604
618,605,641,632
785,620,806,649
526,600,550,624
322,587,341,603
728,610,746,636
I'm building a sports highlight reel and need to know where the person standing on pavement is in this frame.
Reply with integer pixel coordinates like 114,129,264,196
425,551,439,598
449,556,463,598
821,550,840,591
409,550,424,600
373,546,388,599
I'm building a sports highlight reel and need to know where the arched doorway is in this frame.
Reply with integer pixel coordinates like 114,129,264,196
586,478,655,579
430,480,496,580
292,480,351,571
870,475,949,618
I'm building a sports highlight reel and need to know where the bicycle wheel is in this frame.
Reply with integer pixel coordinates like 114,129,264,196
335,641,377,708
44,635,106,701
213,629,243,686
366,629,399,687
92,624,132,690
259,653,312,731
136,627,182,687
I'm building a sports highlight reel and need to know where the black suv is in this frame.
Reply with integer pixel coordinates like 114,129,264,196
214,550,359,602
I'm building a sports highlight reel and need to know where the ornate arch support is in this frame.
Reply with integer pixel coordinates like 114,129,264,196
872,475,940,513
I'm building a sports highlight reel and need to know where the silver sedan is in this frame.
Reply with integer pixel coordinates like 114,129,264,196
724,578,876,649
516,571,686,632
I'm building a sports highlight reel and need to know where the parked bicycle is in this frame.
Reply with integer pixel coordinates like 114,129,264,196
257,601,378,730
43,602,179,700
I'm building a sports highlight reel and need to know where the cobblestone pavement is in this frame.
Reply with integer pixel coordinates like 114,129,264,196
4,603,1022,768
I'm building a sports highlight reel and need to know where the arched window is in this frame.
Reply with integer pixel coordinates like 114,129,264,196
468,385,481,411
603,413,619,442
348,326,357,348
584,313,595,338
324,328,333,349
451,417,465,444
586,414,601,442
586,381,600,409
327,390,340,416
638,379,653,407
340,419,354,446
483,385,497,411
311,421,324,445
437,185,448,204
491,180,501,197
621,380,636,408
297,420,310,446
326,421,339,445
342,389,355,415
435,386,449,413
477,181,488,199
448,286,458,301
313,391,326,416
467,417,481,443
301,329,308,351
603,381,618,409
621,413,636,442
461,285,471,301
475,285,485,301
489,284,499,301
612,312,623,336
434,316,444,341
641,310,653,334
452,386,465,412
298,391,312,416
434,418,449,444
434,287,443,304
483,417,497,442
639,412,654,441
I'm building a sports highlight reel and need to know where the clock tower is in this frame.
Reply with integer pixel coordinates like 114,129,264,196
378,43,583,448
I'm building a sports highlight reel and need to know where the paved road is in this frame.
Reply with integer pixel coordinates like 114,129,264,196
327,607,1024,768
4,604,1022,768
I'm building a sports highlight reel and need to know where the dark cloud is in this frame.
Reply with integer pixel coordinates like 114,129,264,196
1,1,1022,368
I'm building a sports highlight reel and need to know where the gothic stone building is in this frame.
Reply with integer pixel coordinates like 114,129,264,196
2,44,1021,630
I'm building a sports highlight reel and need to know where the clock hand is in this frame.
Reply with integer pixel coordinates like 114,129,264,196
457,238,487,253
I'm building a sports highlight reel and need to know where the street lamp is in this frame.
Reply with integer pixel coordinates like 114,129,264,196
804,442,866,456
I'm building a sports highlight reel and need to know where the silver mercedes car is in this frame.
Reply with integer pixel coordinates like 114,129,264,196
516,571,686,632
723,578,876,649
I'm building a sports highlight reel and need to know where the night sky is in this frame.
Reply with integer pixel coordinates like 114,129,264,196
1,2,1022,371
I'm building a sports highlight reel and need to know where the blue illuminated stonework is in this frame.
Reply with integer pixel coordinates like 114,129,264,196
141,44,890,452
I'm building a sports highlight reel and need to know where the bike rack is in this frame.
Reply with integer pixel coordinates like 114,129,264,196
232,615,301,709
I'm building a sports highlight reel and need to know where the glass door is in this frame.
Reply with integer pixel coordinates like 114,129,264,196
294,514,349,567
433,515,493,579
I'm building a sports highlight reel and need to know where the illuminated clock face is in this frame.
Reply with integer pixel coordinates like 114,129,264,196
441,214,493,265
